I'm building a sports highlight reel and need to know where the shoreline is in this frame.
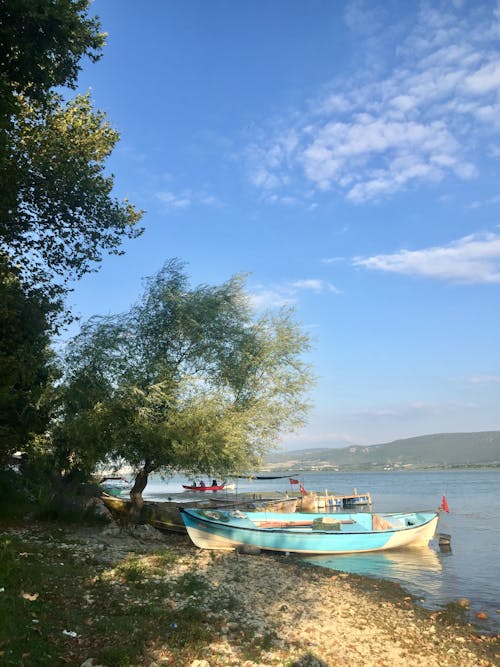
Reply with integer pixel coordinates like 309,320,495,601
2,519,498,666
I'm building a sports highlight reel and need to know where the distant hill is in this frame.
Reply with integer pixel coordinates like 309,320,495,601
264,431,500,471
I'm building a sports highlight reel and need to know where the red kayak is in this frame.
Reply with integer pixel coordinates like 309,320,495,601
182,484,225,492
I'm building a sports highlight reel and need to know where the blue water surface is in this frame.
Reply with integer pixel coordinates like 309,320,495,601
143,469,500,632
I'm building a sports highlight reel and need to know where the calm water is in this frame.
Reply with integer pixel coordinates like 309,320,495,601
143,469,500,632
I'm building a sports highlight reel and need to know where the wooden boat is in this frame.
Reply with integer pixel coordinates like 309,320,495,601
179,508,439,554
100,492,298,533
299,490,372,512
98,476,131,497
182,483,225,492
100,492,203,533
252,496,298,513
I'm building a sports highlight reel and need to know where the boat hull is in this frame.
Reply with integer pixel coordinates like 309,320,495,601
182,485,225,492
101,493,300,533
180,509,439,555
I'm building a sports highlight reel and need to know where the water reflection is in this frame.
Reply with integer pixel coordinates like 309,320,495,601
303,546,443,601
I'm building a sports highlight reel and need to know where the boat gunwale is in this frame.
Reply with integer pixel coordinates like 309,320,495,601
179,508,439,536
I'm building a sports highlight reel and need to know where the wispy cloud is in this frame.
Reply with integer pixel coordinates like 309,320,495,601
245,1,500,204
467,193,500,209
156,190,192,210
291,279,340,294
250,278,341,310
467,374,500,384
353,232,500,284
156,189,225,211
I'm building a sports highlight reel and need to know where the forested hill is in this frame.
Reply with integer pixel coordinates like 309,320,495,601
265,431,500,471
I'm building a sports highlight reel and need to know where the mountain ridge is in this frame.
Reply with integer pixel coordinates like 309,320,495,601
264,431,500,471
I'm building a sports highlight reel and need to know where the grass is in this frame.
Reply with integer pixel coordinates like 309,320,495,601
0,527,222,666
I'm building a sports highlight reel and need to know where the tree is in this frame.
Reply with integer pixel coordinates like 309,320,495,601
0,0,143,320
0,0,143,469
1,93,143,319
57,259,315,509
0,257,55,465
0,0,104,109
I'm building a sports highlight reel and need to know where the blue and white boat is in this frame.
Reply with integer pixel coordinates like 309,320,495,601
99,476,131,497
180,508,439,555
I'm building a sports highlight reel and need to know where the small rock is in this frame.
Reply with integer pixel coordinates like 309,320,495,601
100,523,121,537
85,498,113,521
457,597,470,608
80,660,106,667
475,611,489,620
236,544,261,555
190,660,211,667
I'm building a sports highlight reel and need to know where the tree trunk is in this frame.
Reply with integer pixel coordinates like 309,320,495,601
129,463,150,522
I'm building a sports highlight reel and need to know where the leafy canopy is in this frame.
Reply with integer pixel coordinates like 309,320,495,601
55,260,315,482
0,0,104,108
0,0,143,318
1,93,143,315
0,258,55,464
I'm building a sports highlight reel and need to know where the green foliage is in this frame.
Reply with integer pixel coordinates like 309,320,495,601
1,93,143,318
0,0,143,322
54,259,315,489
0,260,55,464
0,0,104,107
0,0,143,477
0,470,34,520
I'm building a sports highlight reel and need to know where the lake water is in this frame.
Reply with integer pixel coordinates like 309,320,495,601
143,469,500,633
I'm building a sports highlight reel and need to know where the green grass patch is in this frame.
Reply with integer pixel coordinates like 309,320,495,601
0,528,222,666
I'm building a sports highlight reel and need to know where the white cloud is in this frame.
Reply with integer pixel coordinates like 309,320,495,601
249,288,296,311
156,190,192,210
156,188,225,211
245,2,500,204
250,278,341,310
291,279,340,294
353,232,500,284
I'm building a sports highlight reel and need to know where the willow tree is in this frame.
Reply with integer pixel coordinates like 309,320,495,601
58,259,315,509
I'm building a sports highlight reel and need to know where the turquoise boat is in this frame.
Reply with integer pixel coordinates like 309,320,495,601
179,508,439,555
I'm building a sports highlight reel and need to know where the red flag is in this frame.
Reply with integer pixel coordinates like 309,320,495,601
299,484,308,495
289,478,299,484
440,495,449,512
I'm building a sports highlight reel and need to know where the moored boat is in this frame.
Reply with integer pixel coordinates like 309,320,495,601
98,476,131,497
179,508,439,554
182,483,225,492
254,496,298,513
100,491,298,533
299,490,372,512
100,492,204,532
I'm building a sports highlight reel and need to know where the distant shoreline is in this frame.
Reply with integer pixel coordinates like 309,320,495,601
261,465,500,473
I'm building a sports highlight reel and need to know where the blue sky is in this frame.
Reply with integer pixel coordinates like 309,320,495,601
66,0,500,450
